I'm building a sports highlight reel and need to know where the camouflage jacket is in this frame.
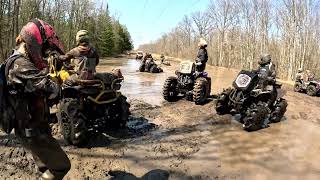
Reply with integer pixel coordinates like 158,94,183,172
295,72,304,81
5,51,58,132
59,45,99,80
6,52,58,97
257,63,276,80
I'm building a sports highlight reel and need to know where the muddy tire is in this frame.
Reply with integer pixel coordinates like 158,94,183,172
193,78,208,105
206,77,212,97
270,98,288,123
150,65,160,73
215,88,232,115
57,98,89,147
243,102,269,132
294,82,302,92
139,64,145,72
306,85,317,96
111,95,130,128
163,77,178,102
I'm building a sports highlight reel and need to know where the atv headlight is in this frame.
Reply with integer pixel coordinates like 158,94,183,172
235,74,252,88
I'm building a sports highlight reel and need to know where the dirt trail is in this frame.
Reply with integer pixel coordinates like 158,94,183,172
1,57,320,180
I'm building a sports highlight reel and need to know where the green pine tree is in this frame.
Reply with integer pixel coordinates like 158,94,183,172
99,22,115,56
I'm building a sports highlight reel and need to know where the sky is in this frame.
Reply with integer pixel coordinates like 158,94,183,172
106,0,211,49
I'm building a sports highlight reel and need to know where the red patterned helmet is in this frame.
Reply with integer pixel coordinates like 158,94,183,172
19,18,65,70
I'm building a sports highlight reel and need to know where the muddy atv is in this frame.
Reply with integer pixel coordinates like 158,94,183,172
47,53,130,147
215,70,288,131
294,79,320,96
139,58,163,73
163,61,211,105
136,51,143,60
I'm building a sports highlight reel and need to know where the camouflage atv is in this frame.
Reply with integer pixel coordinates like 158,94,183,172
139,58,163,73
47,53,130,147
163,61,211,105
294,79,320,96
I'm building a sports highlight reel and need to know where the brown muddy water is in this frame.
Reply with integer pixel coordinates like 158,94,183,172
1,57,320,180
97,58,238,106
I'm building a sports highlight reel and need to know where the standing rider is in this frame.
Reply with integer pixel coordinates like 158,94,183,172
5,18,71,180
256,54,277,106
295,68,304,81
59,30,99,81
195,38,208,73
160,54,165,64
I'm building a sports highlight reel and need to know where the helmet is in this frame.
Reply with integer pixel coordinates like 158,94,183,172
198,38,207,47
76,30,90,45
298,68,303,73
19,18,64,70
259,53,271,65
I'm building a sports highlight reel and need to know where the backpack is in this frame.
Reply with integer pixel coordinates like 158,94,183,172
0,51,22,134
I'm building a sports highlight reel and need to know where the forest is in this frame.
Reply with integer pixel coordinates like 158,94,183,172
140,0,320,80
0,0,133,60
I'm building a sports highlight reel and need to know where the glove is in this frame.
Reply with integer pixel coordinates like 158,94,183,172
48,80,61,100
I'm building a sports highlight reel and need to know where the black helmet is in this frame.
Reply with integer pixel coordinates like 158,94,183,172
259,54,271,65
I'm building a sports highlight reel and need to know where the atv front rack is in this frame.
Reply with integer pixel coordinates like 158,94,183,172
77,78,123,105
87,91,122,104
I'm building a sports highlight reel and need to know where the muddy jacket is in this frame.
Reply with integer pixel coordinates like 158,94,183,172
6,51,59,136
59,45,99,80
196,47,208,72
255,62,277,92
257,62,276,82
196,47,208,64
295,72,304,81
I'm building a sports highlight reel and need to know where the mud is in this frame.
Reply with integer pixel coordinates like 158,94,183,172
1,57,320,179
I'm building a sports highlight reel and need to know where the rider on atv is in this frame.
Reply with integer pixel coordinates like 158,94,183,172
195,38,208,73
255,54,277,106
139,53,163,73
142,53,154,67
58,30,99,83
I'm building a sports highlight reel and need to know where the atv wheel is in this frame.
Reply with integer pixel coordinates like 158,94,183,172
193,78,208,105
139,64,145,72
110,95,130,128
294,82,302,92
150,65,160,73
57,98,89,147
163,77,178,102
306,85,317,96
206,77,212,97
270,98,288,123
243,102,269,132
215,88,232,115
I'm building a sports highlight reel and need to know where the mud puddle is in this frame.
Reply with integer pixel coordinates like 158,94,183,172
97,58,176,106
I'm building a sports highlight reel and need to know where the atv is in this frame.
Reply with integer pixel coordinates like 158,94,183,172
215,70,288,131
163,61,211,105
47,53,130,146
294,79,320,96
139,58,163,73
